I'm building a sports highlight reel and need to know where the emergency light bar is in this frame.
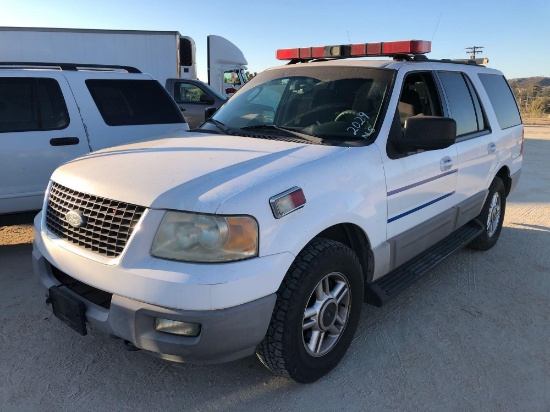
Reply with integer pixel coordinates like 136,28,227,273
276,40,431,61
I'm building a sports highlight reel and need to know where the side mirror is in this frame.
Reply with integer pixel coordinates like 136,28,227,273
200,94,215,105
205,107,217,120
397,116,457,151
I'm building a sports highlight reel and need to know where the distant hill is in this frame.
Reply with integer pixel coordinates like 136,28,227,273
508,77,550,89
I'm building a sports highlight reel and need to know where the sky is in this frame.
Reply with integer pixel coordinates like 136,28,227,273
0,0,548,81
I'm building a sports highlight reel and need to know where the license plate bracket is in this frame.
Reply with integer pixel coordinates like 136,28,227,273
49,286,87,336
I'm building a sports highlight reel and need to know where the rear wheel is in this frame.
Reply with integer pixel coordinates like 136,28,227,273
256,238,363,383
469,177,506,251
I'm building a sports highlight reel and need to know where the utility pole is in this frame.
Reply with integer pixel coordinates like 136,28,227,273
465,46,484,59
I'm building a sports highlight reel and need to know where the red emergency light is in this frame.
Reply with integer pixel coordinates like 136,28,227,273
276,40,431,61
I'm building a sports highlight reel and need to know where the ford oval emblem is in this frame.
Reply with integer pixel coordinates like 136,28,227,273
65,210,86,228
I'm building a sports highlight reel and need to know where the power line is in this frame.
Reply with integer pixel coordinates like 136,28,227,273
465,46,484,59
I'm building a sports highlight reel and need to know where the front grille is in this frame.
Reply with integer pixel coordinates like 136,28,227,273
46,182,146,258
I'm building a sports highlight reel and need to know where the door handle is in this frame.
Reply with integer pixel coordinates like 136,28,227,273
488,142,497,154
50,137,80,146
440,156,453,172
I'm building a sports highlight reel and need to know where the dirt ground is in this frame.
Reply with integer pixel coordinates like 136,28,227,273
1,126,548,411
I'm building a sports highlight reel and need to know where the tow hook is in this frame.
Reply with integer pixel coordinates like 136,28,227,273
123,340,141,351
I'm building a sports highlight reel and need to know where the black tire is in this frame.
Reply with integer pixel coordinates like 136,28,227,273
256,238,363,383
469,177,506,251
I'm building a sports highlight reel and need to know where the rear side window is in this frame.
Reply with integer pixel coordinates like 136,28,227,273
0,77,69,133
478,74,521,129
437,71,487,137
86,80,184,126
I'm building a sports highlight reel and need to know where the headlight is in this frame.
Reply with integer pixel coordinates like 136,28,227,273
151,211,258,263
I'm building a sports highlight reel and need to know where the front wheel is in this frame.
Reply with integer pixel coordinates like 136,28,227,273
469,176,506,251
256,238,363,383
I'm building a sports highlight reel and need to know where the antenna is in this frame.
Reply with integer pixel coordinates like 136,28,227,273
432,12,443,41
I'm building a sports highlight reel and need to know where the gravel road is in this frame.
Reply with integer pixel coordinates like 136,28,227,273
1,126,549,411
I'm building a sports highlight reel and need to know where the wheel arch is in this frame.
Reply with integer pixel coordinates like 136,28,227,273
495,166,512,196
313,223,374,288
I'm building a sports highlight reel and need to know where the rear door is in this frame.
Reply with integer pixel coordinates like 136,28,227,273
0,73,89,214
67,73,188,151
434,69,496,204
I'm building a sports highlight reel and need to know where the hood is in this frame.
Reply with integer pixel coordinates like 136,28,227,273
52,133,348,213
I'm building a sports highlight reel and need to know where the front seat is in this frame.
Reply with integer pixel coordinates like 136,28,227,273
398,89,422,125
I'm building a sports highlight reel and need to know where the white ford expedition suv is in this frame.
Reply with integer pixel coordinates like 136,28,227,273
0,63,187,226
32,41,523,383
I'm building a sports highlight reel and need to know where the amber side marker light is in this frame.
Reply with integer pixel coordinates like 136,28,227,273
270,187,306,219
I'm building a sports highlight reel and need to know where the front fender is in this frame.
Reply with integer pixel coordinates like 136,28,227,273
216,145,388,260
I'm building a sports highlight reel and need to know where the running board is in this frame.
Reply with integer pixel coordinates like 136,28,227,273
365,220,484,307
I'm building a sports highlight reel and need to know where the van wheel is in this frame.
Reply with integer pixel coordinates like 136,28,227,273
469,177,506,251
256,238,363,383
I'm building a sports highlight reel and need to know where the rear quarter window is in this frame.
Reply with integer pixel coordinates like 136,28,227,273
478,74,521,129
86,79,185,126
0,77,69,133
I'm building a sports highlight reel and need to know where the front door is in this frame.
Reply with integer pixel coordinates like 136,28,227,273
381,70,459,268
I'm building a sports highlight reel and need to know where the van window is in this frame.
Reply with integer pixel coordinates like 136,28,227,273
0,78,69,133
86,80,184,126
478,74,522,129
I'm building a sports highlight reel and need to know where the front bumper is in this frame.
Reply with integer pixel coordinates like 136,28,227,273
32,207,290,364
33,250,276,364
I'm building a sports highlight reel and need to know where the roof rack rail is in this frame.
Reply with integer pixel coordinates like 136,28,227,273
0,62,141,73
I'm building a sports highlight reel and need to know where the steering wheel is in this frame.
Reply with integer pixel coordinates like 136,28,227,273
335,110,358,122
283,103,348,127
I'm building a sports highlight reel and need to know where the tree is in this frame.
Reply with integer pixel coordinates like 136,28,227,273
529,97,550,117
246,71,257,81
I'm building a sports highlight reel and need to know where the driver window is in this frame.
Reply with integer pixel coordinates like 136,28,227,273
224,70,241,85
387,71,443,159
398,72,441,126
176,83,204,104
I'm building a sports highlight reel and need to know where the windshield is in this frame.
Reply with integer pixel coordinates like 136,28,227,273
240,69,249,85
200,66,394,145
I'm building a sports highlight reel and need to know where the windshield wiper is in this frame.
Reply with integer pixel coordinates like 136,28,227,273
203,118,232,135
240,124,324,144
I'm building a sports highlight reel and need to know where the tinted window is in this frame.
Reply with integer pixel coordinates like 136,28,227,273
464,75,486,131
0,78,69,133
438,71,478,136
86,80,184,126
479,74,521,129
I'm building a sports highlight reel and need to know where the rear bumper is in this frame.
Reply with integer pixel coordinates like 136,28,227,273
33,248,276,364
